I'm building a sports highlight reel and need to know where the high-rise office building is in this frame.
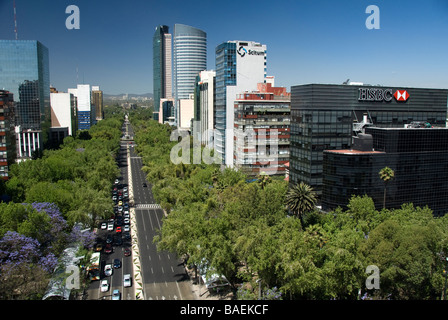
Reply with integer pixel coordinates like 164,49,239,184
194,70,216,144
68,84,92,131
91,86,103,121
153,25,172,121
50,91,78,136
173,24,207,125
0,40,50,160
0,90,16,179
215,40,267,166
290,83,448,195
322,127,448,216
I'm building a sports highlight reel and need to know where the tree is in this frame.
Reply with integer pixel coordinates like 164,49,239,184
379,167,395,209
285,182,317,228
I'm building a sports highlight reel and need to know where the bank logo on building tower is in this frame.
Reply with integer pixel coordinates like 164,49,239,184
358,88,410,102
394,90,409,102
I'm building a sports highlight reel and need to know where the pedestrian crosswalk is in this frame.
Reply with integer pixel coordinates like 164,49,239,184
135,203,162,209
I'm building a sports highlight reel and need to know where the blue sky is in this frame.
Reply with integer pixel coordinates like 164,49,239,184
0,0,447,94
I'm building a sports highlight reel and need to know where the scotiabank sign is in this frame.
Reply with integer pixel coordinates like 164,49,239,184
358,88,409,102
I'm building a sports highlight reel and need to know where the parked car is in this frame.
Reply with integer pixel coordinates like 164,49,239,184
101,222,107,230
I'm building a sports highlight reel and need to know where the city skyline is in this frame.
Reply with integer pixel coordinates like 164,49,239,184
0,0,447,94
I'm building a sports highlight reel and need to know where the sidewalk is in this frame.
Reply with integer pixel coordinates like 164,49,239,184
184,265,234,300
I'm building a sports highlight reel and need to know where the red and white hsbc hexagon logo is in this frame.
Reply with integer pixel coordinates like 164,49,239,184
394,90,409,102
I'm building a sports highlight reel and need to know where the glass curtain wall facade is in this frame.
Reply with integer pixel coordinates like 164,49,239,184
323,127,448,216
215,42,236,161
153,25,172,121
0,40,50,159
290,84,448,195
173,24,207,125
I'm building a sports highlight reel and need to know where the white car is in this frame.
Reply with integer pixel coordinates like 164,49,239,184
101,222,107,230
100,280,109,292
124,225,130,232
104,264,113,277
124,218,130,224
107,222,114,231
123,274,132,287
112,289,121,300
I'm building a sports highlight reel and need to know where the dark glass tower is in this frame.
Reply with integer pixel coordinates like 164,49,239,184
290,84,448,195
153,25,172,121
0,40,50,159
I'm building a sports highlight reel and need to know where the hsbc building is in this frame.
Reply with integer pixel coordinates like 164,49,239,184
289,83,448,194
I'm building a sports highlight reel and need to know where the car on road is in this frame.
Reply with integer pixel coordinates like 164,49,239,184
142,183,147,187
113,258,121,269
95,243,103,252
104,264,113,276
100,280,109,292
112,289,121,300
104,243,113,254
124,248,131,256
123,274,132,287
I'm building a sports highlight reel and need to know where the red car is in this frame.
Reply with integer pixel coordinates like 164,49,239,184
104,243,113,254
124,248,131,256
116,226,122,233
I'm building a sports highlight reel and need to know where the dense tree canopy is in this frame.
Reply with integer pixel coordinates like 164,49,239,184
0,114,123,299
130,112,448,300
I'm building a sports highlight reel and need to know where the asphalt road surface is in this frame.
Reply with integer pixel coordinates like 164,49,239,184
128,127,195,300
86,119,195,300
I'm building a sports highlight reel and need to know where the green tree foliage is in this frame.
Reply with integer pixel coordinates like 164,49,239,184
4,116,122,228
130,109,448,300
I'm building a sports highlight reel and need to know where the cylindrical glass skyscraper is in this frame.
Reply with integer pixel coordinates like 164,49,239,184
173,24,207,125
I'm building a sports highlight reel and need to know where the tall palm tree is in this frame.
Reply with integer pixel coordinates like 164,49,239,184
379,166,395,209
285,182,317,228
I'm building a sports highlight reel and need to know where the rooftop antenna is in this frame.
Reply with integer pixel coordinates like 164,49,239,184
13,0,18,40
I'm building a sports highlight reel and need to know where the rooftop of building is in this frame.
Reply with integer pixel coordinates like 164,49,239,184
324,149,385,155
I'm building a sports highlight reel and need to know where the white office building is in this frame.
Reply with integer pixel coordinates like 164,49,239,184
215,40,267,166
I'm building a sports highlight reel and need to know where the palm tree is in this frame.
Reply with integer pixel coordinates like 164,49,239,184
379,166,395,209
285,182,317,228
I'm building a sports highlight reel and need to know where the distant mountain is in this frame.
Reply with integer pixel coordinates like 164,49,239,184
104,93,153,100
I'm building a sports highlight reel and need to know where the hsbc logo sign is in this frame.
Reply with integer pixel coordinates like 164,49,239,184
394,90,409,101
358,88,409,102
